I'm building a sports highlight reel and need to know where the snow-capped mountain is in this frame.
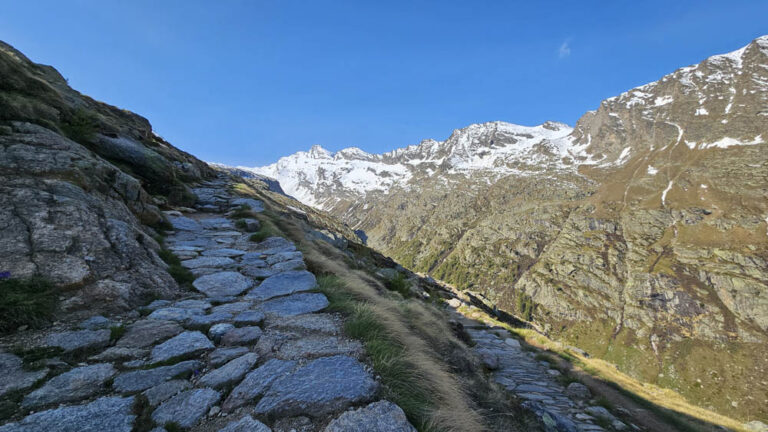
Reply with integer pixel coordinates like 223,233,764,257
240,121,581,209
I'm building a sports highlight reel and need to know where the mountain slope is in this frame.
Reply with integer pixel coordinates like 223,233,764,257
243,35,768,420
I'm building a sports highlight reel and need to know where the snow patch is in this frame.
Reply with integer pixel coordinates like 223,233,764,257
662,181,674,206
647,166,658,175
700,135,764,149
695,107,709,116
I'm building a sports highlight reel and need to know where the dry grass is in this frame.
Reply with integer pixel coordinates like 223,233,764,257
261,208,532,432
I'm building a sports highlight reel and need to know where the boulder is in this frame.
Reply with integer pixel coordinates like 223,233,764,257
0,353,49,398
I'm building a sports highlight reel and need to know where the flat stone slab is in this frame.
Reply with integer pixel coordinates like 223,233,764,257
251,237,296,255
254,355,378,417
272,336,363,360
117,319,184,348
186,312,234,328
168,216,203,232
233,310,265,326
265,251,303,265
43,329,111,352
218,415,271,432
222,358,298,412
113,360,202,393
212,302,254,315
201,217,235,230
148,307,204,322
324,400,417,432
0,353,49,398
182,256,236,269
199,353,259,389
173,299,212,310
201,248,246,257
143,379,192,407
266,313,342,335
221,326,263,346
208,347,250,368
0,396,135,432
150,331,214,364
257,292,329,317
193,271,254,297
152,388,220,429
271,259,306,272
22,363,116,409
231,198,264,212
240,265,278,279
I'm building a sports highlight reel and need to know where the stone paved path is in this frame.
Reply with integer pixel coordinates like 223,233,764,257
451,311,632,432
0,176,415,432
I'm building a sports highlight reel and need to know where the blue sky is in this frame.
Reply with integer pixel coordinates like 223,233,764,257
2,1,767,166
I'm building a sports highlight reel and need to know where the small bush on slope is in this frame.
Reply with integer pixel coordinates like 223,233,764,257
0,277,58,333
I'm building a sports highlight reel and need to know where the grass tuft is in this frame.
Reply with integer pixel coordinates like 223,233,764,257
385,272,413,298
0,277,58,333
110,324,126,342
158,249,194,287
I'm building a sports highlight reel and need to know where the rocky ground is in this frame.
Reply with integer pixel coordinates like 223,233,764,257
0,177,417,432
445,308,635,432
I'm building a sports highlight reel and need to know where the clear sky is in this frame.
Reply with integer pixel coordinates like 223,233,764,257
2,1,767,166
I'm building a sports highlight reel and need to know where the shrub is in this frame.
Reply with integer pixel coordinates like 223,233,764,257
516,290,535,321
385,272,412,298
158,249,194,287
61,108,97,144
110,325,126,342
0,277,58,333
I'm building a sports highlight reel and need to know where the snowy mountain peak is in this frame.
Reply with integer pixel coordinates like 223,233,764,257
241,120,587,210
308,144,332,159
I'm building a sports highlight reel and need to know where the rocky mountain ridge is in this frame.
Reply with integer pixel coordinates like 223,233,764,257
243,35,768,421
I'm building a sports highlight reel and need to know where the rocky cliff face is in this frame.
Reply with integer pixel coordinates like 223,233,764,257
248,36,768,419
0,41,215,316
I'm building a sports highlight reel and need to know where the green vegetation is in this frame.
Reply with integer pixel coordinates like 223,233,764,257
109,324,126,342
164,422,183,432
515,290,535,321
60,108,97,144
131,394,155,432
317,276,435,428
0,277,58,333
234,219,247,229
229,205,253,219
385,272,412,298
158,248,194,287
